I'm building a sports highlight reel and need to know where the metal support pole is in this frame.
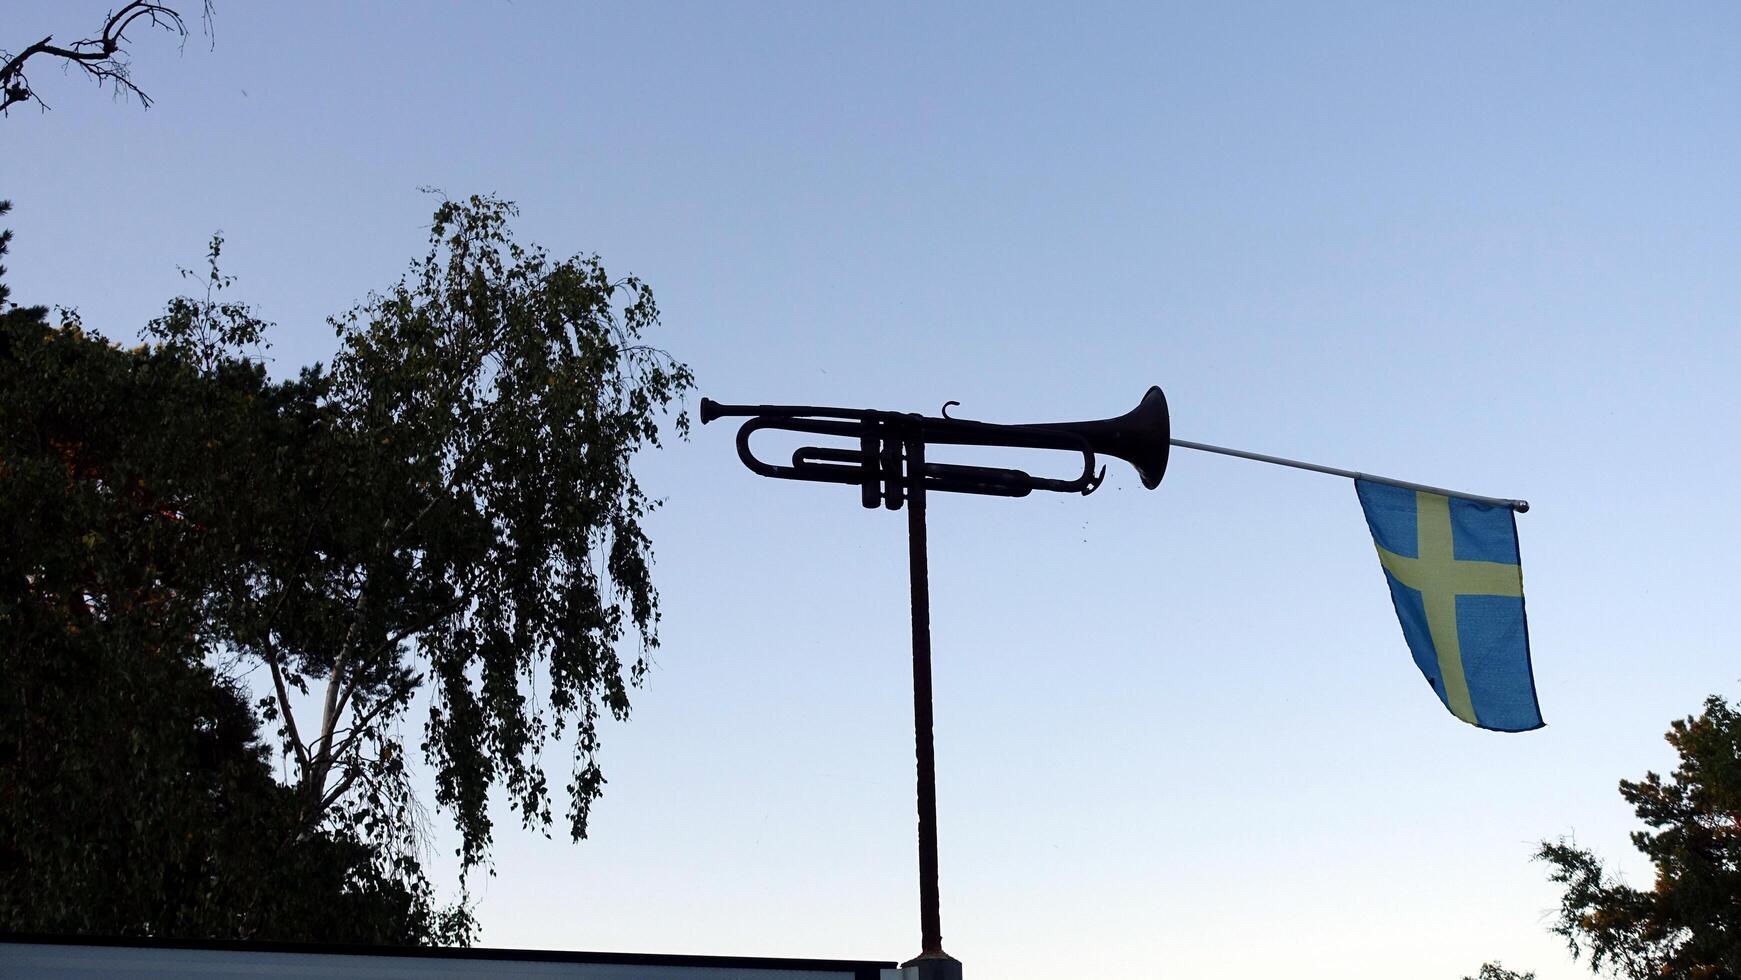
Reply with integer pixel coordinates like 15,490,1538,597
1170,438,1530,512
903,436,962,979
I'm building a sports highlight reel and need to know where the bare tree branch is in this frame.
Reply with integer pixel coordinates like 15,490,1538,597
1,2,215,117
324,694,405,781
310,609,364,769
318,766,362,813
311,653,347,767
260,638,311,770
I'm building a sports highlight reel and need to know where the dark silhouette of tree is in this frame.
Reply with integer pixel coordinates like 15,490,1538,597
1465,963,1535,980
1538,695,1741,978
1,194,692,937
0,201,466,941
2,2,213,116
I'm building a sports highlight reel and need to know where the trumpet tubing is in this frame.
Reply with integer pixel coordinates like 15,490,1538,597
700,387,1170,508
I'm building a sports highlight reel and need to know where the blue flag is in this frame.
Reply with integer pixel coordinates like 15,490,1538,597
1355,480,1542,732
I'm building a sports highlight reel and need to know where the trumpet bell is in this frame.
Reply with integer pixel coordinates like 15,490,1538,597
1028,385,1170,490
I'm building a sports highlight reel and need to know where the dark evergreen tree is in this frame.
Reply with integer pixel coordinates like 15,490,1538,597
1539,695,1741,978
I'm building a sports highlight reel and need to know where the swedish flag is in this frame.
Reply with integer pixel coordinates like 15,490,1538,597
1356,480,1542,732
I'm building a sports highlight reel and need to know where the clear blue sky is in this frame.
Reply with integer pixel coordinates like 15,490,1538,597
6,3,1740,977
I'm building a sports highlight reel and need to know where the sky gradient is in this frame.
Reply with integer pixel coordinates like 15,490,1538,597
6,3,1741,977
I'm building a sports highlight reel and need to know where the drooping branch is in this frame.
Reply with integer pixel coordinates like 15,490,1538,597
1,2,213,117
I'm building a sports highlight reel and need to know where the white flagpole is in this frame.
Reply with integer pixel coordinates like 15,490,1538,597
1170,438,1530,513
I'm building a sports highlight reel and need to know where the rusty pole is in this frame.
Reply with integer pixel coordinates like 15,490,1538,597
903,436,961,978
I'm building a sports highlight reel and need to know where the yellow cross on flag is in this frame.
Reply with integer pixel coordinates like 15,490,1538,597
1356,479,1541,731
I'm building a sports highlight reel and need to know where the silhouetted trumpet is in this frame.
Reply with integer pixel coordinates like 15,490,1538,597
699,386,1171,510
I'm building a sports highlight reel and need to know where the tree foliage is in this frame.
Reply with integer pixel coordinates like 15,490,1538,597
1465,964,1536,980
0,204,463,941
0,194,692,937
232,194,694,875
1539,695,1741,979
